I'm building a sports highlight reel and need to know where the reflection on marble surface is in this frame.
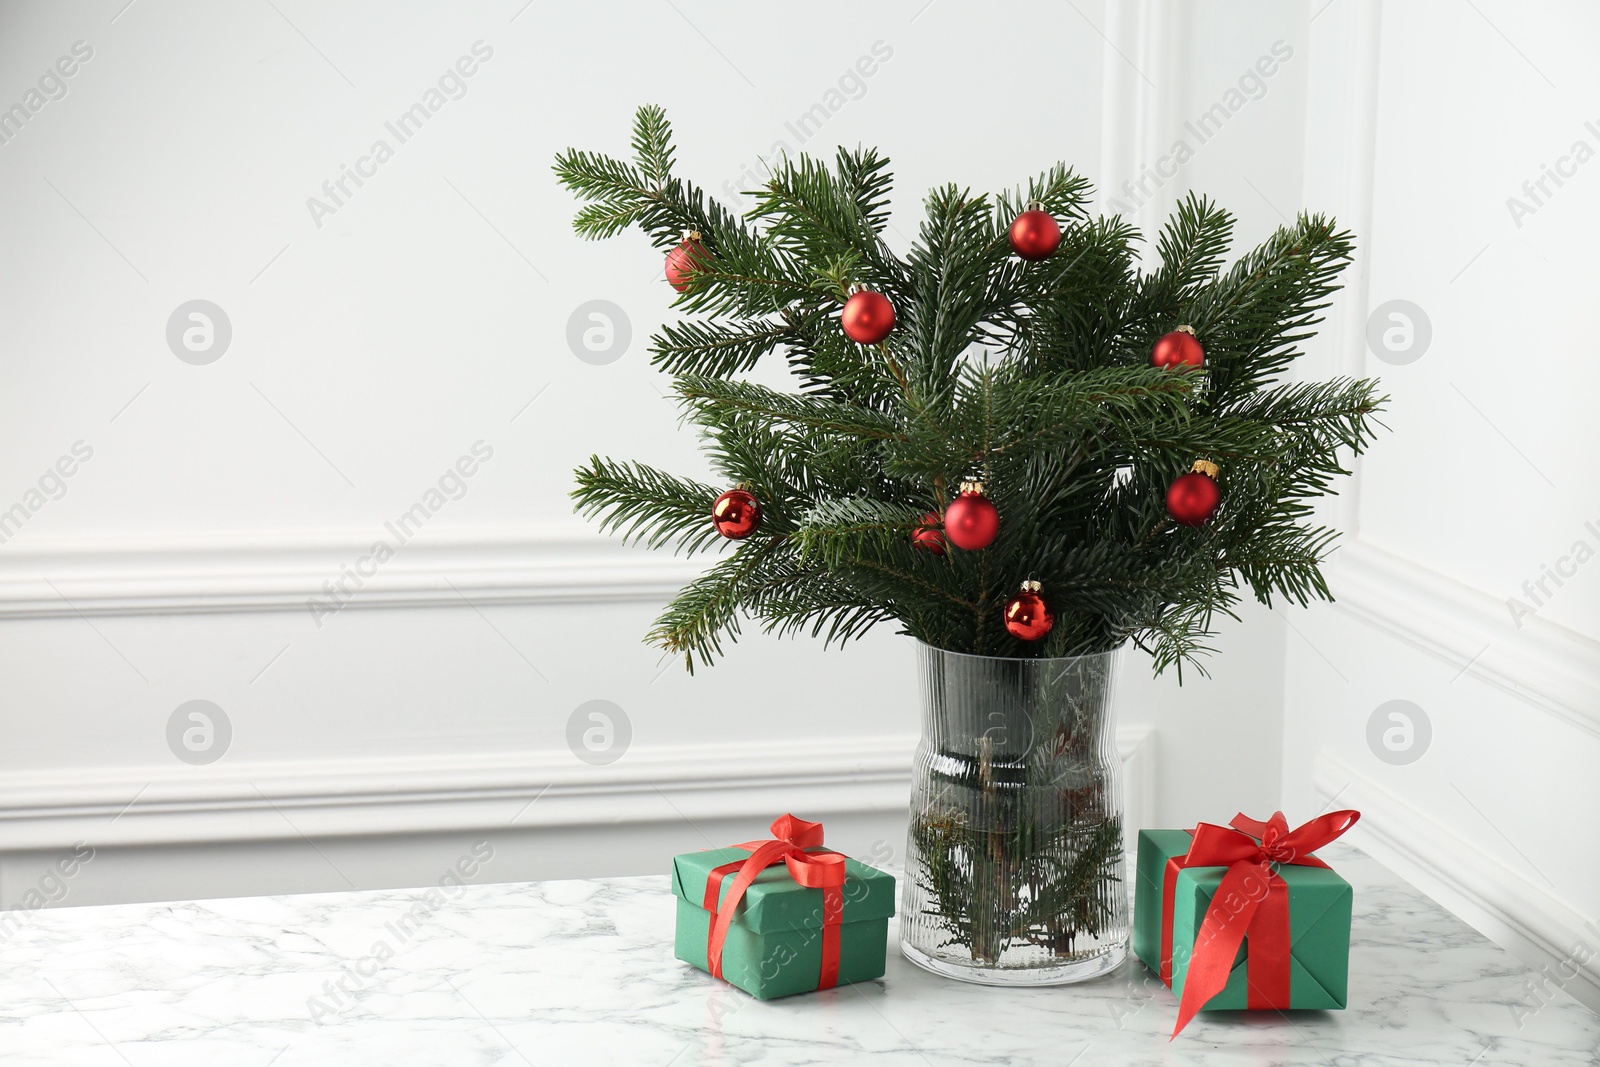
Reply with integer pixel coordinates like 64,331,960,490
0,844,1594,1065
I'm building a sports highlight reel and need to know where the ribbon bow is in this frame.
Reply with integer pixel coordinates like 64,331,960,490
1169,809,1360,1037
702,814,849,988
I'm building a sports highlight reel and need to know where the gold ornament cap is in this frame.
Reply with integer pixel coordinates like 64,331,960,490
1174,324,1196,336
681,229,702,242
1019,579,1042,594
960,480,985,495
1191,459,1220,479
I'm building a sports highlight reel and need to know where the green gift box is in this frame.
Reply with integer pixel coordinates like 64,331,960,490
1132,822,1355,1020
671,817,895,1000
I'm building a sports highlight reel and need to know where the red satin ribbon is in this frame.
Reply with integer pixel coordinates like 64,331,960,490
1163,809,1360,1038
700,814,848,990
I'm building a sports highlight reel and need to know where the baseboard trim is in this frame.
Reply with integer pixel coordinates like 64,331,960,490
1312,749,1600,1012
0,726,1157,853
1331,541,1600,740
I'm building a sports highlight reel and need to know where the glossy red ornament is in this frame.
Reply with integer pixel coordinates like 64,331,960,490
841,290,895,345
665,231,710,293
1167,461,1221,527
1151,326,1204,369
912,512,945,555
711,488,761,539
943,482,999,551
1003,581,1054,642
1008,205,1062,261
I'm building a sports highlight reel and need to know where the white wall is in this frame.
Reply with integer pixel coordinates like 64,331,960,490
0,0,1426,922
1285,0,1600,1013
0,0,1197,908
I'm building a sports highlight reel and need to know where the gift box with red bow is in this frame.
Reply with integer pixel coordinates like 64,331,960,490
1132,810,1362,1036
671,814,896,999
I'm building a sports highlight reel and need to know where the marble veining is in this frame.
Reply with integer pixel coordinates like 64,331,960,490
0,844,1594,1065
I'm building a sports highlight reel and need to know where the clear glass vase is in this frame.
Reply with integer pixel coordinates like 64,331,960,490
900,642,1128,985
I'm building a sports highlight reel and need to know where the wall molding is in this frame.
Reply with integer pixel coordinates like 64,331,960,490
1119,722,1156,858
0,726,1157,854
0,735,917,852
1301,0,1384,534
1312,749,1600,1012
33,504,1596,760
1331,540,1600,740
1095,0,1190,239
0,526,705,619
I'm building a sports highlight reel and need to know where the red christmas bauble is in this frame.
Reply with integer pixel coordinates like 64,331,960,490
711,488,761,539
1008,208,1062,261
1166,465,1221,527
665,232,709,293
944,482,999,551
841,290,895,345
1151,327,1204,369
912,512,945,555
1003,582,1054,642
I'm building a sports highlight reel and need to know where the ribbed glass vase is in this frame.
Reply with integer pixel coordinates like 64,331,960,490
900,642,1128,985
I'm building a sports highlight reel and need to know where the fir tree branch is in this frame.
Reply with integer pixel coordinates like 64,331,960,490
677,375,908,441
571,456,724,555
1149,193,1234,301
748,148,907,289
645,545,775,670
558,105,1384,677
630,103,676,190
650,317,798,377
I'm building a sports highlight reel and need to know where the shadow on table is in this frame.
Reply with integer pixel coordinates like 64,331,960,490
1194,1009,1340,1030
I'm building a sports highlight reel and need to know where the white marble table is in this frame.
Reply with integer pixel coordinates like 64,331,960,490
1,844,1595,1065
